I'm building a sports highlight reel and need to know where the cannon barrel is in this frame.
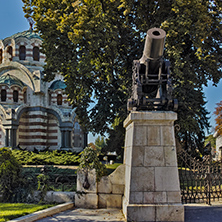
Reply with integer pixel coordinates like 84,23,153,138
139,28,166,72
128,27,178,112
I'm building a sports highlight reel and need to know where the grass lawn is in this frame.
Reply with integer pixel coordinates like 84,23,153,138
105,162,122,170
105,163,122,175
0,203,54,222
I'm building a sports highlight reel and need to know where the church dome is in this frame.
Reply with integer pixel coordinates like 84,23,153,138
0,74,26,88
49,80,67,90
6,29,42,40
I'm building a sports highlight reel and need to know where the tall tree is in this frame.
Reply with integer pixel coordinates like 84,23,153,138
22,0,222,153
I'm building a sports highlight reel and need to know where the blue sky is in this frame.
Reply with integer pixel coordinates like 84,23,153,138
0,0,221,138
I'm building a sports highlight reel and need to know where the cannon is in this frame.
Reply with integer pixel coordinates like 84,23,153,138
127,27,178,111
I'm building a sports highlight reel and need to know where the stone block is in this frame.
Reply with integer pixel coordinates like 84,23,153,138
77,169,97,193
75,193,98,209
132,146,144,167
125,124,133,148
52,191,74,203
98,193,108,208
161,126,175,146
147,125,161,146
164,146,178,167
122,195,128,217
144,146,164,167
129,192,143,204
143,192,167,204
124,164,131,200
98,176,112,194
155,167,180,191
133,125,147,146
143,192,154,204
126,204,155,222
124,145,132,166
123,111,177,128
167,191,181,203
45,191,54,203
112,184,125,194
153,192,167,203
107,194,122,208
109,164,125,185
156,204,184,222
131,166,154,192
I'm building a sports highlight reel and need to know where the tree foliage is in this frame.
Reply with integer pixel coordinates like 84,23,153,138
22,0,222,152
95,136,106,152
214,101,222,136
78,146,106,181
204,134,216,148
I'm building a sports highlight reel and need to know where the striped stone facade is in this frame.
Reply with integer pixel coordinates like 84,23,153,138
18,111,60,149
0,29,87,152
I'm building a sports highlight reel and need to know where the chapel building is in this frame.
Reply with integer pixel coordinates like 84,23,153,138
0,29,87,152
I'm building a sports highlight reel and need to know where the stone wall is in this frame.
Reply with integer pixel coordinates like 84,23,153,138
75,164,125,209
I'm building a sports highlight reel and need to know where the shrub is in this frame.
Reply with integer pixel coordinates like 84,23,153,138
0,148,22,202
78,146,106,181
0,148,37,203
12,150,80,165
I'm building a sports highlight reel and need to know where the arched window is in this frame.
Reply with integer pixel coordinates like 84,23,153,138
1,89,6,102
33,46,39,61
48,92,51,105
57,94,62,105
7,46,13,61
13,90,18,102
0,49,2,64
19,46,26,60
23,90,27,103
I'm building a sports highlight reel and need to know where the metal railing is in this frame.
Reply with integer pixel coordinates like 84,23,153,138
177,149,222,205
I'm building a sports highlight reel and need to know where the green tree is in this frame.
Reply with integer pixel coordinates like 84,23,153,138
22,0,222,153
95,136,106,152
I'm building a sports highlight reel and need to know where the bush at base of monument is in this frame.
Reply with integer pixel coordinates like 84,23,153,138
78,146,106,182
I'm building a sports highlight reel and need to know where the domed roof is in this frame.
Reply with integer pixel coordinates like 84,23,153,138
0,74,26,88
49,80,67,90
6,29,42,40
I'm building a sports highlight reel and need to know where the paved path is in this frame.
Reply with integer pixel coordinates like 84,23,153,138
36,208,126,222
185,204,222,222
36,204,222,222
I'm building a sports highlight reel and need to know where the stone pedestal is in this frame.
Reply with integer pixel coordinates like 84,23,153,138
122,111,184,222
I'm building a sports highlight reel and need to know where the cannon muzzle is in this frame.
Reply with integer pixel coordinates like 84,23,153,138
140,28,166,64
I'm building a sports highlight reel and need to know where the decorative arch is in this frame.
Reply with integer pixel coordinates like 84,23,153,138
0,62,36,91
15,106,63,126
0,104,7,120
6,46,13,61
2,38,16,62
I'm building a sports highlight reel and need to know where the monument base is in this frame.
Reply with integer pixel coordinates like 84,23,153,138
122,111,184,222
123,197,184,222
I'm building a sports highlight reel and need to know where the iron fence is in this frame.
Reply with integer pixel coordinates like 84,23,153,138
23,166,77,192
177,149,222,205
